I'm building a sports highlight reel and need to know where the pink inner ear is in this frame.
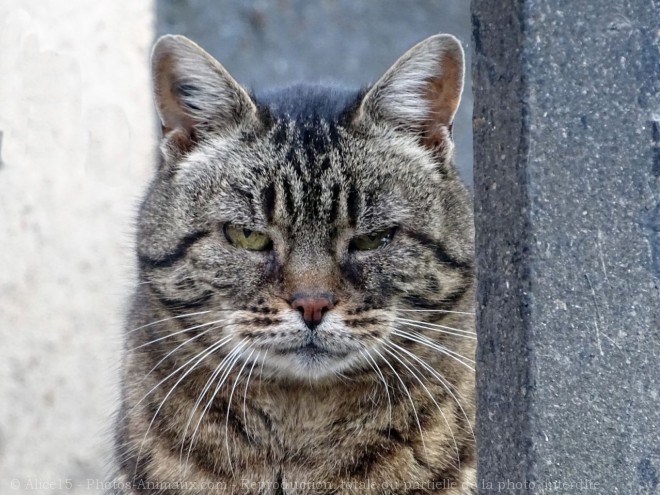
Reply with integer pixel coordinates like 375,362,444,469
156,73,199,156
424,50,462,125
419,51,462,150
154,49,196,133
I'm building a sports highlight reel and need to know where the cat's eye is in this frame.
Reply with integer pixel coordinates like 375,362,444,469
349,227,396,251
223,224,272,251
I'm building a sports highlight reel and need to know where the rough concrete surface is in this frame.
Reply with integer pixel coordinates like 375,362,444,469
0,2,154,492
474,0,660,493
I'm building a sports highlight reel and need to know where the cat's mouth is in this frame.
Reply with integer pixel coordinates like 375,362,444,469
295,342,341,357
253,319,363,378
274,341,347,358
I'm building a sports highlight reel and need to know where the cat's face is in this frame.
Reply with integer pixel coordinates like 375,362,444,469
138,35,473,380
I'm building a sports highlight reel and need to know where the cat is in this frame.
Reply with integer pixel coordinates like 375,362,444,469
109,33,475,494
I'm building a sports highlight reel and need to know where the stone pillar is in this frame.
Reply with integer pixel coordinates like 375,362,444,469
473,0,660,493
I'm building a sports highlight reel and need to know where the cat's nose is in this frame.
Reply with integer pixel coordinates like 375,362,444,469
290,293,334,330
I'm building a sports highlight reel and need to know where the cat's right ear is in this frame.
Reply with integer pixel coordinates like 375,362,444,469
151,35,258,161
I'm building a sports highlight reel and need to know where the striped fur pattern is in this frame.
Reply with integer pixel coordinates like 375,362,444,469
110,34,475,494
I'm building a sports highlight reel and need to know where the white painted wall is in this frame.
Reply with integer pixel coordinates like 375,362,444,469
0,2,154,492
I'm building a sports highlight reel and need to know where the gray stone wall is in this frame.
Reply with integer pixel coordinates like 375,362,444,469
473,0,660,493
156,0,474,184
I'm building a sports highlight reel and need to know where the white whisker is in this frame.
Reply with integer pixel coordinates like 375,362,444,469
391,328,475,371
242,351,261,431
225,347,256,470
129,335,233,415
140,325,220,384
185,340,248,472
395,317,476,338
396,317,476,335
131,318,228,350
133,336,232,479
361,349,393,434
127,310,212,334
396,309,474,315
257,349,269,394
371,346,429,459
386,340,474,442
383,343,461,469
178,339,240,463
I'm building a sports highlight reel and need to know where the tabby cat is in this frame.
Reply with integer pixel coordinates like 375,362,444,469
110,33,475,494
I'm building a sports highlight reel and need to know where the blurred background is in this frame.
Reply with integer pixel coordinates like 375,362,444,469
0,1,472,492
156,0,473,183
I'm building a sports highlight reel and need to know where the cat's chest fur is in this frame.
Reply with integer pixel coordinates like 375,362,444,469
121,360,473,493
110,33,475,495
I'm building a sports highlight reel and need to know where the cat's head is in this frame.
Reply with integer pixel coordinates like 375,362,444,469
137,34,473,380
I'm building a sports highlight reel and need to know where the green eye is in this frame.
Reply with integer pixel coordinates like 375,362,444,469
223,224,272,251
349,227,396,251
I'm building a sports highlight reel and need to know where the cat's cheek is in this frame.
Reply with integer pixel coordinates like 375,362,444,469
260,250,281,284
192,244,277,299
340,257,365,290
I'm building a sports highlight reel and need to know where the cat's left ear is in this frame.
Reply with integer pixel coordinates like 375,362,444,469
151,35,258,157
355,34,464,150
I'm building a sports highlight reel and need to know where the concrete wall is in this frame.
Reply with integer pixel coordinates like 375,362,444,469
0,2,154,492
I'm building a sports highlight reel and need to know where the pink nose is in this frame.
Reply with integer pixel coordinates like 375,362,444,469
291,295,334,329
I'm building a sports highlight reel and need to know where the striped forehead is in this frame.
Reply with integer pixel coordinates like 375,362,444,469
261,117,357,231
249,84,365,233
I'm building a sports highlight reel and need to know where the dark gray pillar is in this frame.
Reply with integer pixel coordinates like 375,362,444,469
473,0,660,493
